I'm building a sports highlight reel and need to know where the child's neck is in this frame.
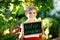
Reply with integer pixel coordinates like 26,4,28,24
26,18,38,22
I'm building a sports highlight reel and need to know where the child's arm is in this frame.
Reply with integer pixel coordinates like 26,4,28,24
19,24,24,40
37,20,45,39
39,27,45,38
39,21,45,40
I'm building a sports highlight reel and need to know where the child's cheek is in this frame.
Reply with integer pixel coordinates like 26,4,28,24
27,14,31,18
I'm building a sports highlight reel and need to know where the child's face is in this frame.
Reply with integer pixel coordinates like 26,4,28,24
26,9,37,19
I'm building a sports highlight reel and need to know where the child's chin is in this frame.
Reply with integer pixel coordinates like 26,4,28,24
30,17,34,19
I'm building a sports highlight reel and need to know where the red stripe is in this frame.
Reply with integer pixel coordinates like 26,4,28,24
24,37,40,40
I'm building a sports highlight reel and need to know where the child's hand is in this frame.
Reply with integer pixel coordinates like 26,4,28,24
39,33,46,40
41,34,45,38
39,33,45,38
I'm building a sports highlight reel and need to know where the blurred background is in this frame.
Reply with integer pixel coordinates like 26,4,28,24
0,0,60,40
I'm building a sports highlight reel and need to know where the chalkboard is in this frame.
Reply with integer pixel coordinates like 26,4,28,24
23,22,42,35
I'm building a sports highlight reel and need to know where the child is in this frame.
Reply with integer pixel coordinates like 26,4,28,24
19,5,45,40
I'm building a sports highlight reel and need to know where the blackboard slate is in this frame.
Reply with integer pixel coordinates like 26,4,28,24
23,22,42,35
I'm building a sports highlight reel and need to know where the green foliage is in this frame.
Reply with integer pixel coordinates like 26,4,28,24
43,18,60,38
0,0,59,40
0,34,19,40
49,19,59,38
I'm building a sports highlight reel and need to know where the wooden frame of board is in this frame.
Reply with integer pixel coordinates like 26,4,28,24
22,21,44,36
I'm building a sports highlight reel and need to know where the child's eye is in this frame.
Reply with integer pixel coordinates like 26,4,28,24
33,12,35,14
29,12,31,14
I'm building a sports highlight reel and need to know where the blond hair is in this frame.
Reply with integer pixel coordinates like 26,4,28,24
25,5,37,12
